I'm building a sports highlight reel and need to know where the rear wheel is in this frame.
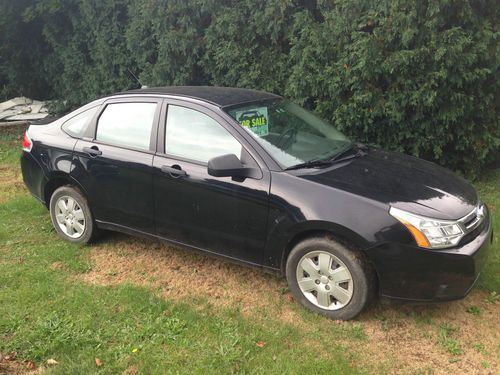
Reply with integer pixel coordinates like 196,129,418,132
286,236,375,320
49,186,97,244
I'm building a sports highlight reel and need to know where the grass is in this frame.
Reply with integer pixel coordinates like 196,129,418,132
438,324,462,356
465,305,481,315
485,291,500,304
475,169,500,293
0,126,499,374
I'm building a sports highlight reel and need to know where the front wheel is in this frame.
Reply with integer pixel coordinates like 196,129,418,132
49,185,97,244
286,237,375,320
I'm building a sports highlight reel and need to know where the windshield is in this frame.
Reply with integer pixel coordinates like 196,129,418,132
226,99,351,168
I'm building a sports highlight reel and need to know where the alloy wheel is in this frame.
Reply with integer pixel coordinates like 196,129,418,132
54,195,86,239
296,250,354,310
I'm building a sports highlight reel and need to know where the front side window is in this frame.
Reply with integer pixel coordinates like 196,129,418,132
96,102,157,150
62,106,99,138
226,100,351,168
165,105,242,163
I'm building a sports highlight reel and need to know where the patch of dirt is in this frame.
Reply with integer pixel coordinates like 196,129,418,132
79,234,499,374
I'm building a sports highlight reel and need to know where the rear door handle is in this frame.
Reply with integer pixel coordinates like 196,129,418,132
161,165,187,177
83,146,102,157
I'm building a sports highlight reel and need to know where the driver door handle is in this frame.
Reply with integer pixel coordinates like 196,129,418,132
83,146,102,157
161,165,187,177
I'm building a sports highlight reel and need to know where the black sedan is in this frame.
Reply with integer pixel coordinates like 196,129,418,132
20,86,493,320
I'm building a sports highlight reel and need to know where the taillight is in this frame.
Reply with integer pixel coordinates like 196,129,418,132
22,131,33,152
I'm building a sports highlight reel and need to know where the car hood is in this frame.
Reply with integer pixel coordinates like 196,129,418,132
298,149,478,220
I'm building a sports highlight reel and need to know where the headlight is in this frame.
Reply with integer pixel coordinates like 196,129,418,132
389,207,464,249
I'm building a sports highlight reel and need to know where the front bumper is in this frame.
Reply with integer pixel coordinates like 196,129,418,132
366,206,493,302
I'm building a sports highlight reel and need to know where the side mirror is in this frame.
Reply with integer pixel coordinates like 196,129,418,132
207,154,260,179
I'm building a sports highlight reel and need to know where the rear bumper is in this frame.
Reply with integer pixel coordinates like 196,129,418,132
366,207,493,302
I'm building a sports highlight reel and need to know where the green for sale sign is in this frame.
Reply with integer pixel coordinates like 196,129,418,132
235,107,269,137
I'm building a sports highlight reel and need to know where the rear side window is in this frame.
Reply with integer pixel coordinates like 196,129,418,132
165,105,242,163
96,102,157,150
62,106,99,138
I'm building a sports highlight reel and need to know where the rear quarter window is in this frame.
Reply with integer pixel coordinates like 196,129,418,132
61,106,99,138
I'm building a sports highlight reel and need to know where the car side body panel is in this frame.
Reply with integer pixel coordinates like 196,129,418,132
21,150,45,202
263,170,410,270
152,98,272,265
68,96,161,233
153,154,271,265
21,122,78,204
71,141,156,233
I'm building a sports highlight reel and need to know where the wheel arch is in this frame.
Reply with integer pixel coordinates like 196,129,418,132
279,221,371,274
43,172,89,209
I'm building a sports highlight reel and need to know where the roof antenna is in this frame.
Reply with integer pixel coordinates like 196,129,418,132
127,68,148,89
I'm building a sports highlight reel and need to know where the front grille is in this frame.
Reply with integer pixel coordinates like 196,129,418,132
458,204,487,246
459,220,486,246
462,214,478,228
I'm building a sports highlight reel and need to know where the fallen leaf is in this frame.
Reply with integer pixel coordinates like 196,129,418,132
26,361,36,370
131,348,138,353
47,358,59,366
95,357,103,367
286,294,294,302
255,341,265,348
5,352,17,361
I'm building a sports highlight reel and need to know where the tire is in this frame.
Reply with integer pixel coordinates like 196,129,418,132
49,185,97,244
286,236,375,320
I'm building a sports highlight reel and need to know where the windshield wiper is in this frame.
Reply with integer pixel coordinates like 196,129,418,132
284,143,368,171
284,159,333,171
329,142,355,162
329,142,368,163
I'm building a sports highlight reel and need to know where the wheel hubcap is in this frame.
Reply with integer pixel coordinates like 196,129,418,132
296,251,354,310
54,196,85,239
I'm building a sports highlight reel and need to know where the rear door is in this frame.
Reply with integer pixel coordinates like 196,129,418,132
152,99,271,265
71,97,161,233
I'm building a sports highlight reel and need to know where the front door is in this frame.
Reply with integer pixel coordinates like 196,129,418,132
153,102,270,265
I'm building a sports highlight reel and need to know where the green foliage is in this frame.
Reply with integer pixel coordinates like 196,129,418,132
465,305,481,315
438,323,462,356
0,0,498,176
22,0,137,109
286,0,499,177
0,0,51,99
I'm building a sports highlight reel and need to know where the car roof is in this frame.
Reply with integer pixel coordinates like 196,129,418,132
115,86,282,108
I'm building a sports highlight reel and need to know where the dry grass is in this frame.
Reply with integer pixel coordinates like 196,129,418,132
0,355,38,375
79,234,500,375
0,165,24,204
